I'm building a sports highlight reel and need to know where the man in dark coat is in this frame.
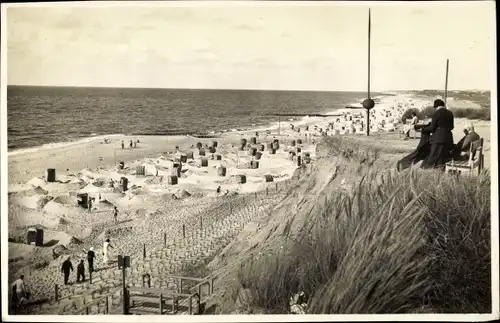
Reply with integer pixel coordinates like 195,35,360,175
87,247,95,273
397,123,432,171
421,99,455,170
61,257,74,285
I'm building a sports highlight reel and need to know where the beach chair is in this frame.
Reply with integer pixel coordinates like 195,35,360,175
445,138,484,176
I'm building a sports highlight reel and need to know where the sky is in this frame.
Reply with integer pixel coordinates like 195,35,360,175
4,1,496,91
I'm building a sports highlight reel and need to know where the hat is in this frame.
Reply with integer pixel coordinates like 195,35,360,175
433,99,445,108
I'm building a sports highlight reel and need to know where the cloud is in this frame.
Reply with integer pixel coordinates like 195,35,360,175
51,18,83,30
233,23,264,31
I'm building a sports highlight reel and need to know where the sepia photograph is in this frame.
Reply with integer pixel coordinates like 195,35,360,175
1,0,498,321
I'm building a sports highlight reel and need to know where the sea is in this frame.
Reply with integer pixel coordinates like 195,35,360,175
7,86,377,153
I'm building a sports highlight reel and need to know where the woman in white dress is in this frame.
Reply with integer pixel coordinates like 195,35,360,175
102,238,114,264
403,112,419,139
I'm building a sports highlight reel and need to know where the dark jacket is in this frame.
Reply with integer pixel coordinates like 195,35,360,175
77,262,85,273
61,259,73,273
397,123,431,171
422,108,454,144
455,131,480,152
87,250,95,260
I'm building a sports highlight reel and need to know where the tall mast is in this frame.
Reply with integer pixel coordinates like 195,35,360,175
368,8,371,100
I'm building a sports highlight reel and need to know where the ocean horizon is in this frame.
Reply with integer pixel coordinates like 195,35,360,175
7,85,382,152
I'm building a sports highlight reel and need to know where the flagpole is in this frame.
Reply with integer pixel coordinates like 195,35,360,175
368,8,371,100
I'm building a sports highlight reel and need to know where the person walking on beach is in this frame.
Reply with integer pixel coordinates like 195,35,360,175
61,257,74,285
113,207,118,224
11,275,28,309
121,140,125,149
103,239,114,265
129,140,133,150
421,99,455,171
87,247,95,273
76,260,86,283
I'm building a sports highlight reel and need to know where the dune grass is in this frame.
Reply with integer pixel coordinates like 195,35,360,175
234,155,491,313
402,106,490,123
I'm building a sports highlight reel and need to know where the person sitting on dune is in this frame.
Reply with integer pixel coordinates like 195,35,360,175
451,123,480,160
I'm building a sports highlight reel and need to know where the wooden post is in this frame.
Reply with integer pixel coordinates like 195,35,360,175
179,278,183,293
182,224,186,239
444,58,449,104
86,306,89,315
54,284,59,302
143,243,146,259
105,296,109,314
164,232,167,247
159,293,163,315
188,295,192,314
122,265,128,314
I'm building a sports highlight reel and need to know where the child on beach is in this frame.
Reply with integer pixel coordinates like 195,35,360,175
76,260,85,283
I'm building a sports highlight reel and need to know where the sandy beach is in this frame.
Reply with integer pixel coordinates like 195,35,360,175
7,93,491,314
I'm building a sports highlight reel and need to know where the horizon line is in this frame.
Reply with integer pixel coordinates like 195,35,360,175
5,84,491,93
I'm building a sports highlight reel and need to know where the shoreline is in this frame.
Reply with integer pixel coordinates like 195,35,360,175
8,93,396,156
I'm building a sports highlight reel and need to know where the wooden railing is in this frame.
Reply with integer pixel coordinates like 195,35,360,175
127,286,200,315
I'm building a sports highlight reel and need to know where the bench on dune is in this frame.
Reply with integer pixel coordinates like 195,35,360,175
445,138,484,176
